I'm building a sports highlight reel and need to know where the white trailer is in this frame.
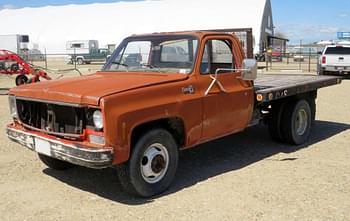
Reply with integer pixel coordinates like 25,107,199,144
0,34,29,54
66,40,98,54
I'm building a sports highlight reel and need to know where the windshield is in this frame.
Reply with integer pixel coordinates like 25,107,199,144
103,35,198,74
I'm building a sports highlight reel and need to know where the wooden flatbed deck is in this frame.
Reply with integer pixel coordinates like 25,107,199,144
254,74,342,103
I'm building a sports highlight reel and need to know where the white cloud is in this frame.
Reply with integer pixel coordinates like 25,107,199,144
275,23,344,44
0,0,266,53
0,4,17,10
339,13,348,18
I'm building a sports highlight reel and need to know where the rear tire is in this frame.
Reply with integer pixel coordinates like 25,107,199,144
77,58,84,65
308,98,316,125
15,75,28,86
38,153,75,170
281,100,312,145
116,129,178,197
268,102,286,141
318,68,324,75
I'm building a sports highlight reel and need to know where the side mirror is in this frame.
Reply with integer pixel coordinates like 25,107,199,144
242,59,257,81
317,51,322,55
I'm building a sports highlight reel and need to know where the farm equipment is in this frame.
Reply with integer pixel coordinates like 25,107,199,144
0,49,51,86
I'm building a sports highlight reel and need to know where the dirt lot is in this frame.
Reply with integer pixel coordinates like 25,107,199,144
0,62,349,220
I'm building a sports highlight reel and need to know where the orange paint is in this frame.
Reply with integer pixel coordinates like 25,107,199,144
8,31,254,165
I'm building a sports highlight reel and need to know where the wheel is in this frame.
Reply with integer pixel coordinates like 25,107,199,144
27,78,40,84
308,98,316,125
116,129,178,197
77,58,84,65
281,100,312,145
15,75,28,86
38,153,75,170
0,61,5,70
267,102,286,141
318,68,324,75
11,63,19,71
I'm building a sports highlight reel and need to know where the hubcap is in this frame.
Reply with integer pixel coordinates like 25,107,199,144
295,109,308,136
140,143,169,184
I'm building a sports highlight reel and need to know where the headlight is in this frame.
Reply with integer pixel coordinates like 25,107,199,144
93,110,104,130
8,96,18,118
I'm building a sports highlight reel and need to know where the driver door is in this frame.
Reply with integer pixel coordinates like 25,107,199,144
198,36,253,141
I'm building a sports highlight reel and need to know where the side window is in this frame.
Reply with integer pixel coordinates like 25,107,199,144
211,40,234,67
72,43,83,48
200,39,235,75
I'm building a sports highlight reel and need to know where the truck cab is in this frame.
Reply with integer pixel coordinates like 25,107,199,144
67,40,110,64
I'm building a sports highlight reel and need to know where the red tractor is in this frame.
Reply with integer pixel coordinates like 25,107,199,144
0,49,51,86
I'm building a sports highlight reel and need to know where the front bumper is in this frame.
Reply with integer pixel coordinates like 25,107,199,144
6,127,113,169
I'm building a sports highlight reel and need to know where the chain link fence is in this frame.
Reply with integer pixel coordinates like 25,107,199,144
260,43,324,73
27,53,105,79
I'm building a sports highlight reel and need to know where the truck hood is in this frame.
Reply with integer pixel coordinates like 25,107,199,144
10,72,188,105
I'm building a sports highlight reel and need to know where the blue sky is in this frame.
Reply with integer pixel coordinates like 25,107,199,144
0,0,349,44
272,0,350,44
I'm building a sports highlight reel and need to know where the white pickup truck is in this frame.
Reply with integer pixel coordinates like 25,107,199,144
318,45,350,75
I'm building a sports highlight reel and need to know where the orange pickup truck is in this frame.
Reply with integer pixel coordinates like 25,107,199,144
6,31,342,197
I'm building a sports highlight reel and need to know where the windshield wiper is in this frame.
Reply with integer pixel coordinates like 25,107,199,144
140,64,161,72
140,64,155,68
111,61,128,67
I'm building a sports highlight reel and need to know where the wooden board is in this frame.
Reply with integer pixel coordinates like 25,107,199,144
254,74,342,103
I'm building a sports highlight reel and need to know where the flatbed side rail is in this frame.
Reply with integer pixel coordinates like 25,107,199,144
254,74,342,103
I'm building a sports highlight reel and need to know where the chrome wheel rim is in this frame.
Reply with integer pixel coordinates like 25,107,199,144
140,143,169,184
295,109,308,136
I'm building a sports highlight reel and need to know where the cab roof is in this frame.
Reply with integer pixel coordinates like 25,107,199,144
128,31,236,39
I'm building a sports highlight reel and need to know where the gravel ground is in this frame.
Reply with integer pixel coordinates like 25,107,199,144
0,65,349,221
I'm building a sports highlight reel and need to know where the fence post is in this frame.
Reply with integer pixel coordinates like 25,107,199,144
44,48,48,69
308,48,311,72
74,48,77,70
299,40,302,70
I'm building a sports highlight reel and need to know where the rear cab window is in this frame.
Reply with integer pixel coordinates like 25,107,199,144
325,46,350,55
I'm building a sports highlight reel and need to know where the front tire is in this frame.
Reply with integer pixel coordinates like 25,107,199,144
77,58,84,65
117,129,178,197
15,75,28,86
281,100,312,145
38,153,75,170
